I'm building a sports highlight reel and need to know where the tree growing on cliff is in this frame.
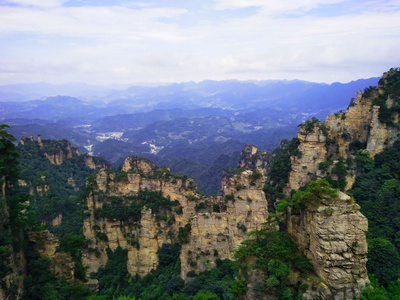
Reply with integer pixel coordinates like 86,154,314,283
292,178,338,208
0,124,19,198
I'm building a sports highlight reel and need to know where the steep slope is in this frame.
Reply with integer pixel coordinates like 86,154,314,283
286,69,400,195
264,68,400,299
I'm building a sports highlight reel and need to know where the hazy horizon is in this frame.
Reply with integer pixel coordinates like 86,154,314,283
0,74,382,89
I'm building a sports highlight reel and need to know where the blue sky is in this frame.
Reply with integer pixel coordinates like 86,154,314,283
0,0,399,85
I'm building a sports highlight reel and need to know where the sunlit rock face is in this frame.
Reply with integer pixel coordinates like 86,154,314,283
287,192,368,299
82,154,268,280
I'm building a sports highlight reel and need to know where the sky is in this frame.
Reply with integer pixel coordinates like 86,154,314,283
0,0,399,85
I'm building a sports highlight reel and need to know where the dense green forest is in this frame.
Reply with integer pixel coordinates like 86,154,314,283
16,138,108,237
350,140,400,286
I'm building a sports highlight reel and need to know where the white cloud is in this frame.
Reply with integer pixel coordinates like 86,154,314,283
4,0,67,8
211,0,345,14
0,1,399,84
0,5,188,41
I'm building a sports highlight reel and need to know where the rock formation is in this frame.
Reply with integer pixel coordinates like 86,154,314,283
287,192,368,299
281,69,400,297
20,136,108,170
28,230,75,281
82,154,269,279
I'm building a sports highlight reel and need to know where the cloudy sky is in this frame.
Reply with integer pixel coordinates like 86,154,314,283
0,0,399,85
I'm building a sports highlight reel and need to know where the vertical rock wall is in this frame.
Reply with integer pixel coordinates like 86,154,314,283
287,192,368,299
82,156,269,280
181,169,269,279
287,125,327,192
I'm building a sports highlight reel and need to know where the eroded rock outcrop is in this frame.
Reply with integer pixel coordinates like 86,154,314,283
28,230,75,282
287,70,400,195
287,192,368,299
287,123,327,192
82,159,198,277
279,71,400,297
82,154,269,280
20,136,108,170
181,168,268,279
38,136,80,166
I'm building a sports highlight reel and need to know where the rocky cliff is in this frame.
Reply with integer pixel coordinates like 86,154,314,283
82,155,269,280
287,69,400,194
287,192,368,299
20,135,80,166
20,135,108,170
28,230,75,282
280,69,400,298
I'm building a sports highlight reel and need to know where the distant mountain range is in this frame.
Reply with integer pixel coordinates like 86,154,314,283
1,77,380,194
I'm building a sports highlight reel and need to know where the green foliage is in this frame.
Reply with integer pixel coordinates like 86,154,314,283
370,68,400,125
16,138,105,238
59,234,87,281
355,149,374,173
318,159,333,174
351,139,400,286
268,259,290,280
0,128,92,298
234,224,313,298
298,117,320,133
234,228,304,269
292,178,338,208
230,280,248,296
265,138,301,202
95,189,177,223
96,247,130,299
157,243,181,269
349,140,367,152
329,158,348,190
363,86,378,98
0,124,20,194
249,170,262,182
359,274,400,299
193,291,220,300
195,202,207,212
367,238,400,287
231,167,246,175
275,200,293,212
114,172,129,182
94,244,237,300
224,192,235,202
178,224,191,244
23,249,92,300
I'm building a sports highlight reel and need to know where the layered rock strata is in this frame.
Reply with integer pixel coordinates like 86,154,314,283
287,192,368,299
288,72,399,194
82,156,269,279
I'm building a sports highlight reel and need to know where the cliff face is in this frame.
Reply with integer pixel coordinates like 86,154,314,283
288,70,399,194
20,135,80,166
181,167,268,279
20,136,108,170
287,125,327,192
82,166,188,277
282,70,400,298
28,230,75,282
82,155,268,279
287,192,368,299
